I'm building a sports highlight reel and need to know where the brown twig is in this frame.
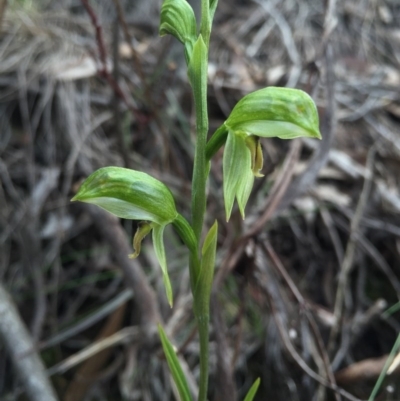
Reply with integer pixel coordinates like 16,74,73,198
47,327,138,376
335,354,400,386
211,291,238,401
332,299,387,370
331,213,400,305
112,18,130,168
0,283,58,401
80,0,146,125
19,169,60,341
255,266,361,401
64,303,127,401
262,240,341,401
80,0,107,73
328,147,376,355
111,0,147,88
39,289,133,351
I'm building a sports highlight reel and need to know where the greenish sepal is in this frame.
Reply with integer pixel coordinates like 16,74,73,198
158,325,193,401
223,132,254,221
159,0,197,63
243,378,261,401
72,167,178,226
129,221,154,259
172,214,197,256
205,124,228,161
225,87,321,140
193,221,217,320
152,224,174,307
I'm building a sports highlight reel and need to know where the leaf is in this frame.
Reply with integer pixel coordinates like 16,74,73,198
225,87,321,140
158,325,193,401
235,159,254,220
223,132,253,220
188,34,209,241
243,378,260,401
152,225,173,307
194,221,218,320
159,0,197,62
209,0,218,22
188,35,208,104
71,167,178,225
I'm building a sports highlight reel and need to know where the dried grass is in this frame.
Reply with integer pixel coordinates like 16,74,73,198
1,0,400,400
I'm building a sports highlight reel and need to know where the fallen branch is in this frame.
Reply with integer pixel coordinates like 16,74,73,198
0,283,58,401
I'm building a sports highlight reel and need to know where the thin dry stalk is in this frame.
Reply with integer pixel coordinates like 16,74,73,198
47,327,138,376
80,0,145,124
255,265,362,401
328,147,376,355
262,241,340,401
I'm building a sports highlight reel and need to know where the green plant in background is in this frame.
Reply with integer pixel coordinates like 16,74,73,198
72,0,321,399
368,303,400,401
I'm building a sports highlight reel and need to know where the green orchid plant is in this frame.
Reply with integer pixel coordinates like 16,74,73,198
72,0,321,399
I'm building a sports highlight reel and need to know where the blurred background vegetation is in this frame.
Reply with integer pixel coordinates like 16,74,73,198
1,0,400,400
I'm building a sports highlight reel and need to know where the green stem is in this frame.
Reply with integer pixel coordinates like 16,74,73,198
190,47,209,243
197,316,209,401
205,124,228,162
190,17,210,401
190,4,214,401
191,60,209,400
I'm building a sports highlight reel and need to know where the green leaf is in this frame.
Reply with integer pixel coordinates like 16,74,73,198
188,34,209,242
153,224,173,307
243,378,260,401
209,0,218,22
160,0,197,63
158,325,193,401
223,132,254,220
188,35,208,102
194,221,218,320
71,167,178,226
225,87,321,140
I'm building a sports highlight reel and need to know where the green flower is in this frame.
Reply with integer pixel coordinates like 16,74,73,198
72,166,195,306
159,0,197,63
211,87,321,220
